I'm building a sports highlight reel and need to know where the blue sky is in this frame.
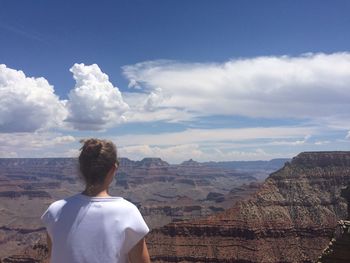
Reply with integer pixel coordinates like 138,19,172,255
1,0,350,162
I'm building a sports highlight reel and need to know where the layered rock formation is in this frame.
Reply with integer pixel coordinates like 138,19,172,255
147,152,350,263
1,157,276,261
0,235,48,263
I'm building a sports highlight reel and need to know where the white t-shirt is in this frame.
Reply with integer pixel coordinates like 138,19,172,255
41,194,149,263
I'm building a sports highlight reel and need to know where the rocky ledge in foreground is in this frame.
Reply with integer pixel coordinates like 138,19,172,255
317,185,350,263
317,220,350,263
147,151,350,263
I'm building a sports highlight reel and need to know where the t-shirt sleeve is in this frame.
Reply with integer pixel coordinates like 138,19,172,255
41,205,54,236
123,203,150,253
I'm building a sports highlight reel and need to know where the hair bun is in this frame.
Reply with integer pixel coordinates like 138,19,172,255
81,139,103,158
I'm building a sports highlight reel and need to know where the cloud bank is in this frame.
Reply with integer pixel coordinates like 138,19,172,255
123,52,350,121
119,143,291,163
113,126,315,146
0,132,76,158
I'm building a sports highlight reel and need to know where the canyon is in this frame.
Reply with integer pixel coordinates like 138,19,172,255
0,157,283,261
2,152,349,262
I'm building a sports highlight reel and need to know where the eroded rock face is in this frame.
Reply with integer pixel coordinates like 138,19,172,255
147,152,350,263
0,235,48,263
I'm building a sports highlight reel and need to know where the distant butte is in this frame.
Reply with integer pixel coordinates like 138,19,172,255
180,159,201,166
135,157,170,168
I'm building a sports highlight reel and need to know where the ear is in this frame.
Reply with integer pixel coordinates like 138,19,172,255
109,164,117,175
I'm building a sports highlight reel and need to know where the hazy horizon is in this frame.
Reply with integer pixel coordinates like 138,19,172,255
0,155,292,165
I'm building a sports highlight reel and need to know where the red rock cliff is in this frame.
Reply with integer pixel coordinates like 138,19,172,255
147,152,350,263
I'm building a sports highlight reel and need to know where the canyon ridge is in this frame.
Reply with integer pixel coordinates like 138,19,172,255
147,152,350,262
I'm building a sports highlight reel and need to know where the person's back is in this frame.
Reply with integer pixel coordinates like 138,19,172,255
42,194,149,263
41,138,150,263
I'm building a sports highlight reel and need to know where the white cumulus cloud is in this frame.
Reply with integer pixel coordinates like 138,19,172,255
0,64,67,132
144,87,165,111
66,63,129,130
